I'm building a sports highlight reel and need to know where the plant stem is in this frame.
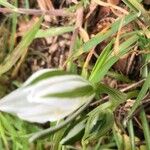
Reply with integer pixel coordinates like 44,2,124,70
128,119,136,150
140,108,150,150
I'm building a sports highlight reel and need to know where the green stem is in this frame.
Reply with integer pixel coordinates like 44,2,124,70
128,120,136,150
140,108,150,150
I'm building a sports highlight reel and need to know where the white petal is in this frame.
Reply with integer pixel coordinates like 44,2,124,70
28,94,95,107
17,95,94,123
23,68,56,87
0,88,94,123
0,88,31,114
28,74,87,89
28,80,89,103
0,68,95,123
18,108,73,123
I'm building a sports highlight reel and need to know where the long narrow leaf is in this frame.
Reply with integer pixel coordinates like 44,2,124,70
69,13,138,61
140,109,150,150
89,35,138,83
125,73,150,123
0,0,17,9
0,17,42,76
35,26,74,38
96,83,127,108
82,13,137,52
89,41,113,82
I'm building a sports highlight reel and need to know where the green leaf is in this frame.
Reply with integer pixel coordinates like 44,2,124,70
89,35,138,84
0,0,17,9
113,124,124,150
0,17,42,76
83,109,114,142
123,0,150,25
67,13,138,64
140,109,150,150
97,83,127,107
60,119,86,145
52,123,69,150
0,114,9,149
89,41,113,83
125,73,150,122
88,83,126,116
35,26,74,38
82,13,138,52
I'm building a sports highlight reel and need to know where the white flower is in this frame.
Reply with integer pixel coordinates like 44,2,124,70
0,69,95,123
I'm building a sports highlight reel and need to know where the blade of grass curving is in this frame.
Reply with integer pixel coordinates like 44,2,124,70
68,13,138,61
82,13,137,52
126,90,139,99
122,0,138,12
140,108,150,150
89,41,113,82
124,73,150,125
35,26,74,38
0,17,42,76
0,0,17,10
95,83,127,108
89,35,138,84
123,0,150,25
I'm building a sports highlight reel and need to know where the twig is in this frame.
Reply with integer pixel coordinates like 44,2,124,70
29,98,92,142
93,0,129,15
120,79,145,92
0,8,73,16
132,97,150,117
90,79,145,106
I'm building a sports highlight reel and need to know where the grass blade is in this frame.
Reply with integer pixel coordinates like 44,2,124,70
89,35,138,84
125,73,150,123
82,13,138,52
128,119,136,150
0,17,42,76
0,0,17,10
140,108,150,150
69,13,138,61
89,41,113,83
35,26,74,38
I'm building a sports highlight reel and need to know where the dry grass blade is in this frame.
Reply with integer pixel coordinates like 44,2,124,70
0,8,73,16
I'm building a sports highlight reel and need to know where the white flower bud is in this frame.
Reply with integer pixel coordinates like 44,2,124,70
0,69,95,123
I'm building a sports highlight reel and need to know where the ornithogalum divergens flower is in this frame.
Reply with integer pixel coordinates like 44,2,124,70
0,69,95,123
